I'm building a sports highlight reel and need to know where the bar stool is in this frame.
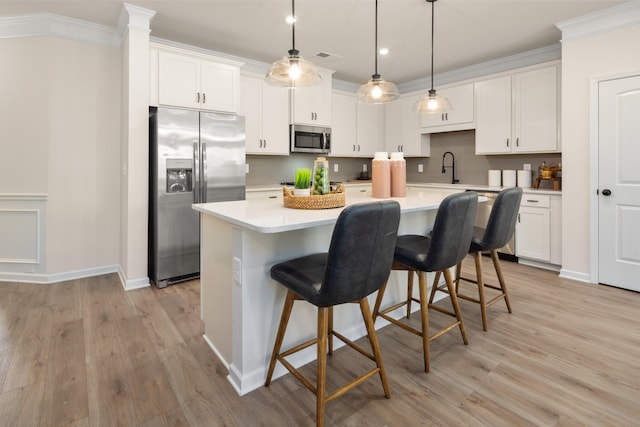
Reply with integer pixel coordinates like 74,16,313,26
265,201,401,427
373,192,478,373
432,187,523,331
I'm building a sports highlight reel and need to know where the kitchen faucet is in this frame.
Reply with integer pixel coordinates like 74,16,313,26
441,151,459,184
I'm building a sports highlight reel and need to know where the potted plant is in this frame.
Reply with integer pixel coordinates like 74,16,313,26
294,168,311,196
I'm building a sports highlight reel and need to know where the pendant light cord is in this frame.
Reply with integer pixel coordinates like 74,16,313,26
291,0,296,53
430,0,435,92
374,0,379,78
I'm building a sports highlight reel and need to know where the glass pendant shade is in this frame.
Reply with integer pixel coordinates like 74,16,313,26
358,0,399,104
416,89,451,113
265,49,322,87
265,1,321,88
357,74,400,103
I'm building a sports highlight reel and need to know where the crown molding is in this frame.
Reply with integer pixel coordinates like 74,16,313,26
0,13,120,48
556,0,640,42
398,44,561,94
117,3,156,38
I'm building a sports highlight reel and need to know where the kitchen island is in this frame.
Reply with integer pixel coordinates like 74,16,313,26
192,187,466,396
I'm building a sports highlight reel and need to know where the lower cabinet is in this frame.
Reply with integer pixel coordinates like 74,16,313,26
515,194,561,265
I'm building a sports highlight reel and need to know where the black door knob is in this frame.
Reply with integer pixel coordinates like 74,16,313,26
602,189,612,196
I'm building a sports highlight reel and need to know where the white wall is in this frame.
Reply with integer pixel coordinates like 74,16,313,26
559,18,640,281
0,36,121,280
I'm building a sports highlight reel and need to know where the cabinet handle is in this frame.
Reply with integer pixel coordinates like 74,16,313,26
268,196,277,199
516,137,519,147
197,92,200,103
353,144,356,152
264,139,267,148
202,93,206,104
518,213,521,222
526,199,539,203
445,113,448,121
357,145,360,152
506,138,510,147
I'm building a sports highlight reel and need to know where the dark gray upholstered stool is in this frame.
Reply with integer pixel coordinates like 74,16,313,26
373,192,478,373
265,201,401,427
431,187,523,331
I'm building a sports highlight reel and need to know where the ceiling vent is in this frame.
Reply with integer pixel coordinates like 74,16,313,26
315,51,343,62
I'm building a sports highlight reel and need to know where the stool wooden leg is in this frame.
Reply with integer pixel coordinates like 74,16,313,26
316,307,329,427
406,270,414,319
360,298,390,398
372,281,388,322
443,268,468,345
473,251,489,331
455,261,463,293
265,291,296,386
328,306,334,355
428,271,441,304
417,271,430,373
490,249,512,313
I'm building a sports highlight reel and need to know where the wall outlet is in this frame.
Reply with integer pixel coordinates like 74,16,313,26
362,164,367,172
233,257,242,284
334,163,339,173
245,163,250,173
418,164,424,173
523,163,531,171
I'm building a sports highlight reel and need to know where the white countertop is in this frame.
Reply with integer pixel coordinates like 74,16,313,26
193,188,464,234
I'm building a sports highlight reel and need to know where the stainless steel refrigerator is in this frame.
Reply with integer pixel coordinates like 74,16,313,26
149,106,245,288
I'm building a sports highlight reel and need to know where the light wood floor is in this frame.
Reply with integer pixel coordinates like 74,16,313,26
1,257,639,426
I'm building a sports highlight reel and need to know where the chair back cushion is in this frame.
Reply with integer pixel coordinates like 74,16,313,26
422,192,478,272
319,201,401,306
478,187,523,251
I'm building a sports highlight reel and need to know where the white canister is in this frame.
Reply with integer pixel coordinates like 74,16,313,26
488,170,501,187
517,170,532,188
502,170,517,188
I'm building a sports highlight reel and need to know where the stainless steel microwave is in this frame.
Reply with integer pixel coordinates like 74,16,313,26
290,124,331,154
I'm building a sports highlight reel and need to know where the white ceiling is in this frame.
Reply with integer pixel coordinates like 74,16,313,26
0,0,627,84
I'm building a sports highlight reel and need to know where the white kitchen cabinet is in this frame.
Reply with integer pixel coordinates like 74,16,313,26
330,92,358,156
291,70,333,127
385,93,430,157
240,74,289,155
245,189,282,200
420,83,475,133
157,50,240,113
356,103,383,157
516,193,561,265
475,64,559,154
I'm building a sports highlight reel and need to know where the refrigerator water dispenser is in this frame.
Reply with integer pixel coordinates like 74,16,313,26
166,158,193,193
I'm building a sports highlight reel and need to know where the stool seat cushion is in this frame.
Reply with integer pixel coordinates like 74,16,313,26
270,253,328,302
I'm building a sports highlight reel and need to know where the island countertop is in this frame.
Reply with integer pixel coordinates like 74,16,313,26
192,187,463,233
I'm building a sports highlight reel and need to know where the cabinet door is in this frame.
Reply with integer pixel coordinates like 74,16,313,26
513,66,558,153
239,75,263,154
385,94,429,156
357,103,383,157
475,76,512,154
516,206,551,261
260,83,289,155
158,51,200,109
200,59,239,113
330,92,357,156
420,84,475,131
292,70,332,126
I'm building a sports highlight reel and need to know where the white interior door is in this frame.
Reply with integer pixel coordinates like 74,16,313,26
598,75,640,291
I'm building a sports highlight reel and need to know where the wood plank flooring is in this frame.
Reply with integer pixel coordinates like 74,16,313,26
1,257,639,426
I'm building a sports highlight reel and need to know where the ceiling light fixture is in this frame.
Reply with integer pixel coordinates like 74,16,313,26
416,0,451,113
265,0,321,87
357,0,399,103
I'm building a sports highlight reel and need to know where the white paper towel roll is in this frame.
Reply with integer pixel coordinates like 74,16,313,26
517,170,532,188
502,170,516,187
488,170,501,187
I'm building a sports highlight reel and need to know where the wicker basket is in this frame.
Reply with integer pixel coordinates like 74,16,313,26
283,184,346,210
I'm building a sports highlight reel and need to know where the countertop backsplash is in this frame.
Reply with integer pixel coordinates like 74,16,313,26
246,130,561,188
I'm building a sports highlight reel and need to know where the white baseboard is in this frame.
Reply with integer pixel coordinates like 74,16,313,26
559,268,593,283
117,267,150,291
0,264,120,284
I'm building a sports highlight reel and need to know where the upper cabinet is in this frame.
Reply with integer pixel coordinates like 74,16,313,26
330,92,381,158
420,83,475,133
356,103,384,157
154,48,241,113
385,94,430,157
239,73,290,155
291,70,333,127
475,64,559,155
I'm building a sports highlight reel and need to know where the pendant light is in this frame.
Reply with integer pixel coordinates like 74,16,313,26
265,0,322,87
416,0,451,113
357,0,399,103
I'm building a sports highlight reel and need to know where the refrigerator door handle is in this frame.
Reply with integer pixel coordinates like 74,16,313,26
201,142,208,203
193,142,200,203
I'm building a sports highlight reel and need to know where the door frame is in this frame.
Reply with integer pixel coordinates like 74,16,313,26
589,71,640,284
